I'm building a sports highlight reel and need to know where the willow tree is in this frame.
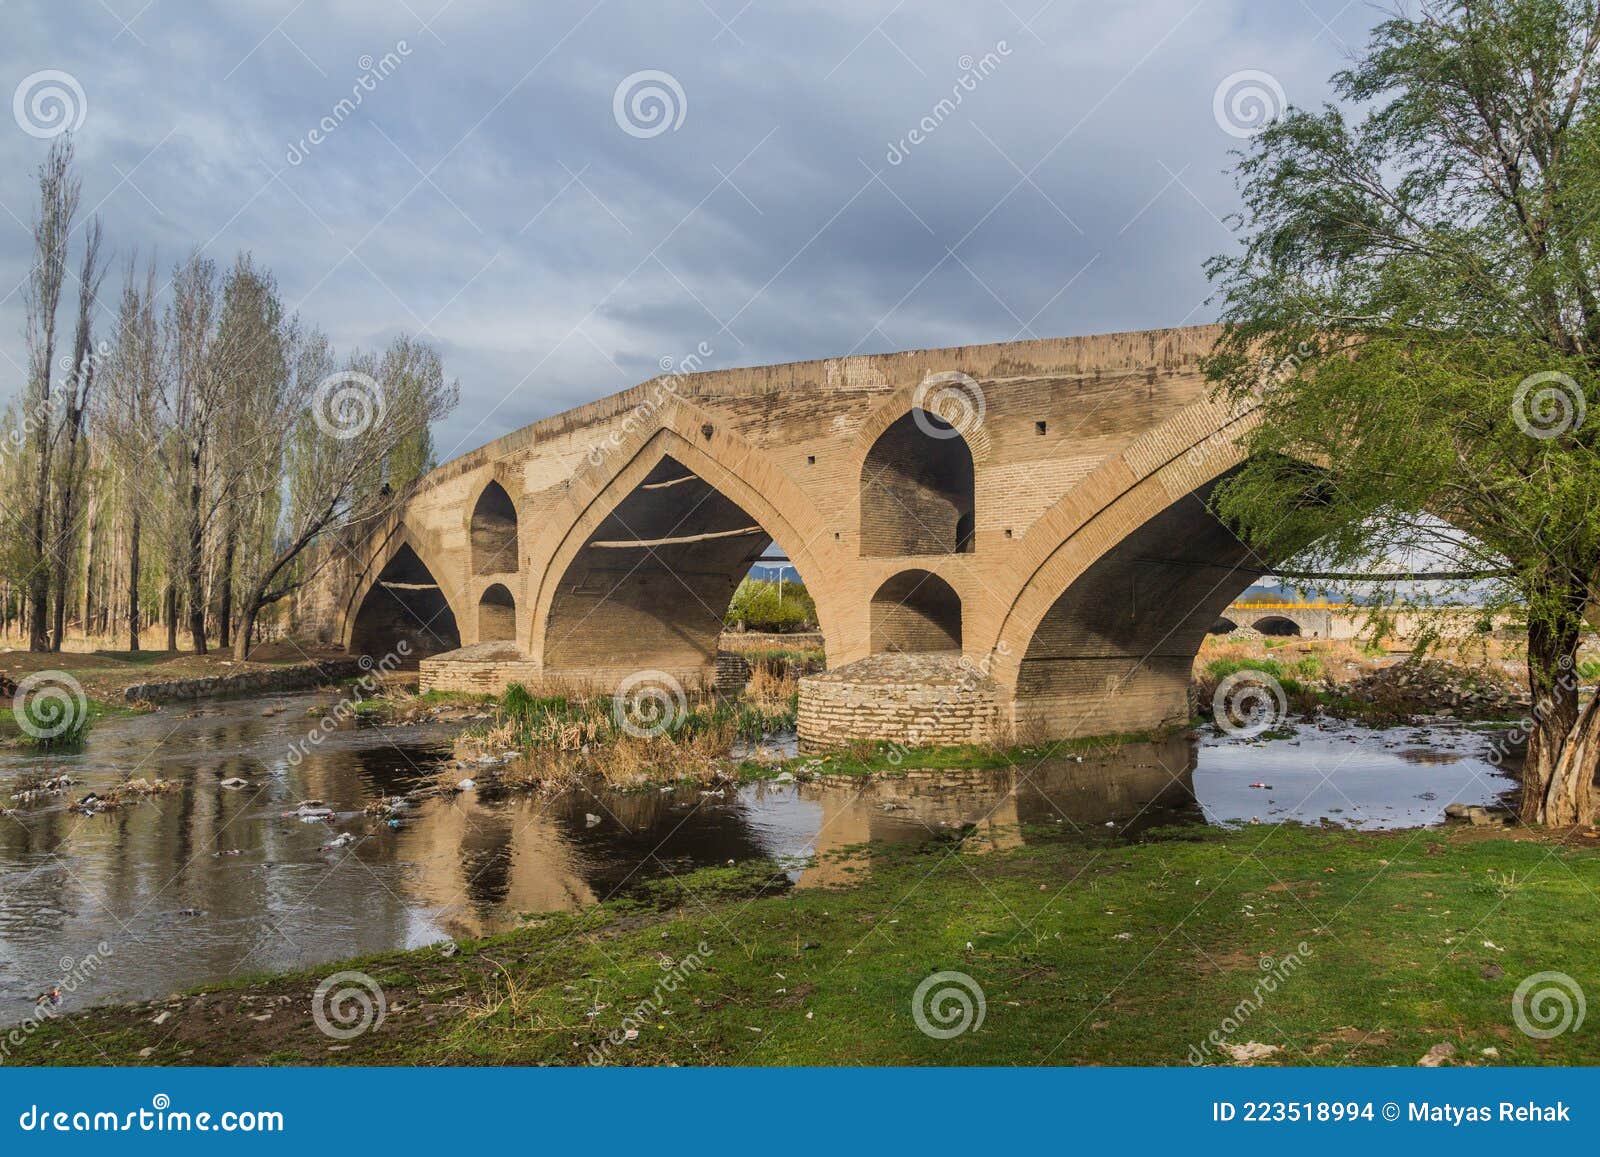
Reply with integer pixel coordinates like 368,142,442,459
1206,0,1600,824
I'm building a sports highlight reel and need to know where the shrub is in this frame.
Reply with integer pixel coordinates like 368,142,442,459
725,578,816,632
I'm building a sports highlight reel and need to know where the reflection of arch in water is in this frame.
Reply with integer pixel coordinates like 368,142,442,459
402,801,597,941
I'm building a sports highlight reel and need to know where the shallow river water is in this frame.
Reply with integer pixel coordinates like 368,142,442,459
0,692,1515,1019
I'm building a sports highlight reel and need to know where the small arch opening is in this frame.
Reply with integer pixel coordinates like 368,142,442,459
471,481,519,576
1208,617,1240,635
478,583,516,643
1252,615,1302,638
870,569,961,653
859,410,975,557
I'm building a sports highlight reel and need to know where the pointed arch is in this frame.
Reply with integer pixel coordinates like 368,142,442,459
347,541,463,666
470,480,520,575
337,521,467,656
987,395,1262,693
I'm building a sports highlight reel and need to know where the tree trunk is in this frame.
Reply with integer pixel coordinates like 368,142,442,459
1520,615,1588,824
233,599,258,662
217,520,235,651
1539,693,1600,826
128,508,141,651
186,453,206,655
164,582,178,652
28,459,50,652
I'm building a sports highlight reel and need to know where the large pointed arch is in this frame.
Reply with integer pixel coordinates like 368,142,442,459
337,521,467,656
974,396,1292,739
347,540,463,667
526,416,842,683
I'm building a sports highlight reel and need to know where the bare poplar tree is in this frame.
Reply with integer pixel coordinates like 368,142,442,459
163,253,219,653
20,138,79,651
48,215,106,650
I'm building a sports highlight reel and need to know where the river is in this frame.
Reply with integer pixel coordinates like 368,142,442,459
0,692,1515,1020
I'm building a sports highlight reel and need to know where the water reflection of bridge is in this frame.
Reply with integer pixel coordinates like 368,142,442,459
796,735,1200,886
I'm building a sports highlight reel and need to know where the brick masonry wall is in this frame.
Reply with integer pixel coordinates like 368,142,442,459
419,656,544,696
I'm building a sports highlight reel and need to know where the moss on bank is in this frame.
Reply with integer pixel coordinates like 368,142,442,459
16,824,1600,1067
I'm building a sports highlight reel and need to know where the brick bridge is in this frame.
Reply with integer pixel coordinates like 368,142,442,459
307,323,1277,747
1214,602,1346,639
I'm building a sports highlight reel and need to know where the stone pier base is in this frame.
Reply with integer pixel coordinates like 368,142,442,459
797,652,1002,750
418,643,543,696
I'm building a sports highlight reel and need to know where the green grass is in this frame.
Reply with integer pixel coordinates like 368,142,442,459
0,695,131,748
1204,655,1322,694
766,729,1179,779
21,824,1600,1067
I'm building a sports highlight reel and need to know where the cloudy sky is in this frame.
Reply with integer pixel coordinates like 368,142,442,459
1,0,1376,461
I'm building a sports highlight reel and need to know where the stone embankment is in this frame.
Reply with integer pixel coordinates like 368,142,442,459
124,658,369,704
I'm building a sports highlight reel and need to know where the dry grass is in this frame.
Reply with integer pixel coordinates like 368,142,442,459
743,659,797,706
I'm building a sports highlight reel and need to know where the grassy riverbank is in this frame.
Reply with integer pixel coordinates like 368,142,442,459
17,824,1600,1067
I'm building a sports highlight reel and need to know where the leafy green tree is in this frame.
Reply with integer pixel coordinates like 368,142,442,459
1206,0,1600,823
725,577,816,632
